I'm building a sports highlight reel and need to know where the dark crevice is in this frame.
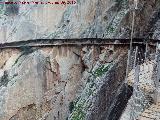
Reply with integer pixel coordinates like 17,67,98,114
107,84,133,120
143,8,160,39
0,70,9,87
4,0,19,16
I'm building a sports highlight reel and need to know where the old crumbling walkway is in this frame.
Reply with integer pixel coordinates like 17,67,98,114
0,38,158,49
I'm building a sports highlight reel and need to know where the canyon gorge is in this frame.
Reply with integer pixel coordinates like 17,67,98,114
0,0,160,120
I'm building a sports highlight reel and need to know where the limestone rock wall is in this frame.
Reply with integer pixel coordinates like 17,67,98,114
69,47,128,120
0,45,128,120
0,0,160,43
120,60,156,120
0,46,83,120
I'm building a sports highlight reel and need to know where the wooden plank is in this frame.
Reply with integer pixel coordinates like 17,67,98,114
0,38,157,48
0,42,151,49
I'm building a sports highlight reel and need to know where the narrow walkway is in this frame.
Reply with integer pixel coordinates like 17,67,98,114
0,38,158,49
127,60,156,93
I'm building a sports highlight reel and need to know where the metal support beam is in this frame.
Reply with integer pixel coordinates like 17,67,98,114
154,54,160,103
154,43,160,103
134,46,138,68
125,50,131,84
145,42,148,60
134,65,140,92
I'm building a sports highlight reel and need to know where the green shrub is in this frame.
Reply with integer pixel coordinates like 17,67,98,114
0,71,9,87
20,46,34,55
94,65,111,77
69,101,75,113
71,101,86,120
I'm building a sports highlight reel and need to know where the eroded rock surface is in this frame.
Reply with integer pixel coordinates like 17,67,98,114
0,45,128,120
0,0,160,42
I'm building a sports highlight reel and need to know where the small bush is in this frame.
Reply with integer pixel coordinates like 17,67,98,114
20,46,34,55
69,101,74,113
0,71,9,87
94,64,112,77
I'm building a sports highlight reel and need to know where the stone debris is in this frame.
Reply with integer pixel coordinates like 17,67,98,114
139,103,160,120
127,60,156,93
121,58,158,120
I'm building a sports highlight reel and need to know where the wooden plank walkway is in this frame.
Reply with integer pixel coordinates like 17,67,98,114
0,38,158,49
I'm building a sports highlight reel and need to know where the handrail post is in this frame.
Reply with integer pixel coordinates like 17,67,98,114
154,43,160,103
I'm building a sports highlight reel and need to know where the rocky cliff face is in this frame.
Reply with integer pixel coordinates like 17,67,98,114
0,0,160,43
0,46,82,120
0,0,160,120
0,45,129,120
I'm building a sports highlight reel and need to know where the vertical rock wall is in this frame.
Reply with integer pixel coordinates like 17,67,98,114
0,45,128,120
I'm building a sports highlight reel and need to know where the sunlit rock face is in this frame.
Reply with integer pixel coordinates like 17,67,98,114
0,47,83,120
0,0,133,42
0,0,68,43
0,45,128,120
0,0,160,43
0,0,160,120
